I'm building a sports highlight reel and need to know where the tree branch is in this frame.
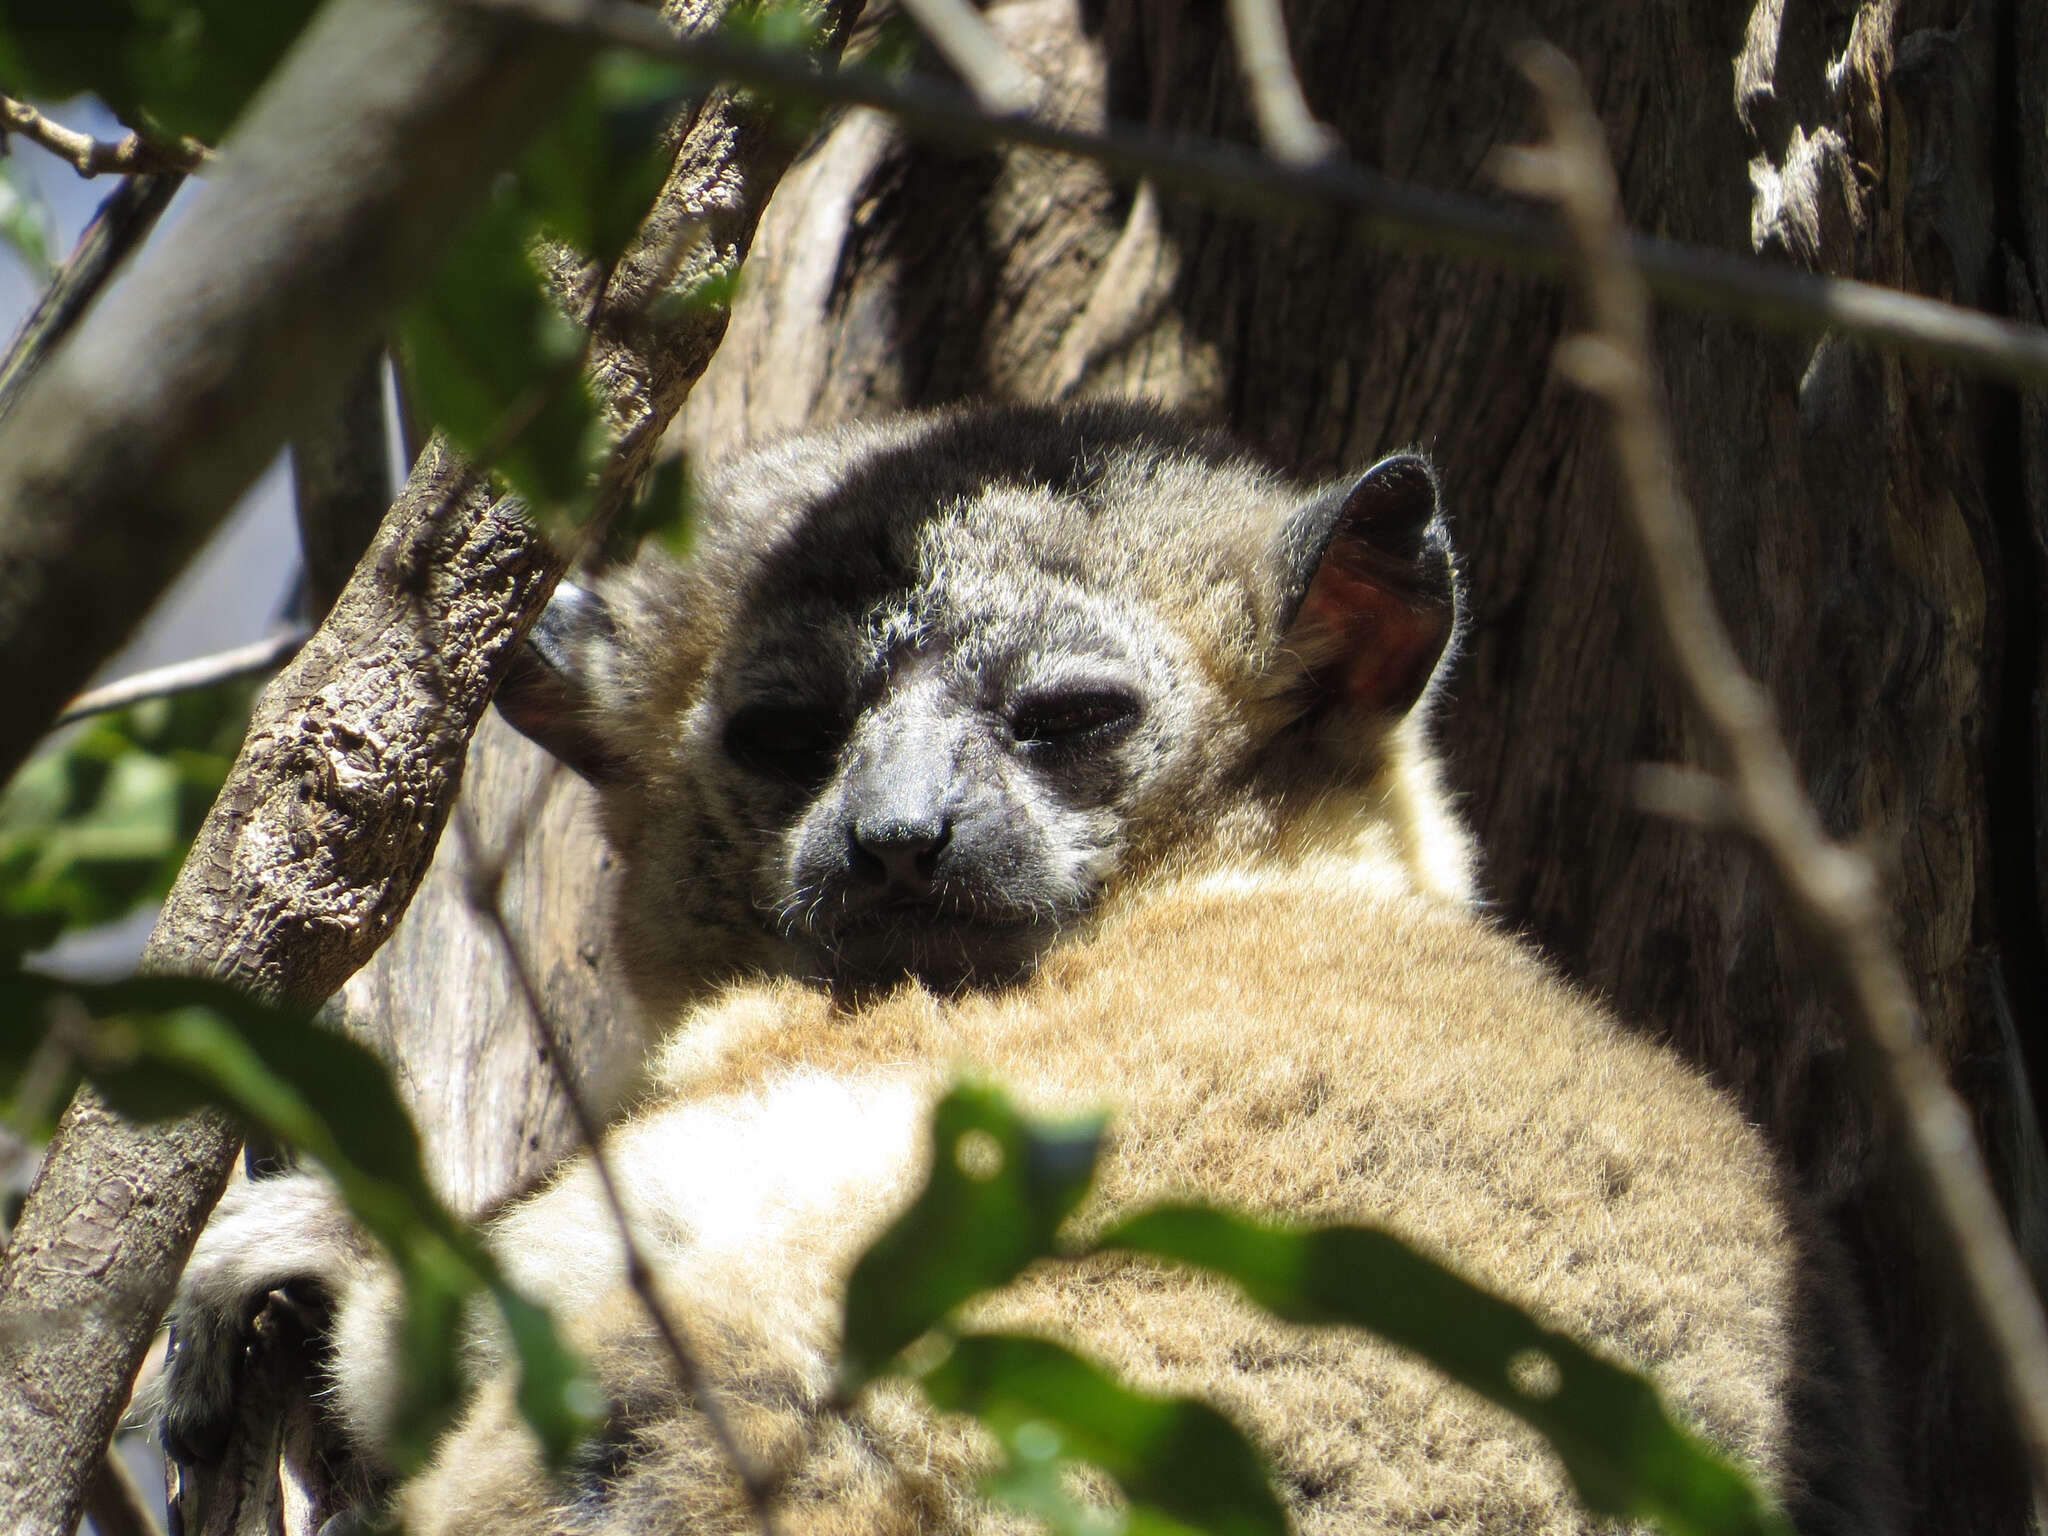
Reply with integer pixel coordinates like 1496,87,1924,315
291,359,397,619
54,633,309,727
1500,39,2048,1504
0,1094,237,1536
457,0,2048,390
1224,0,1338,166
0,172,182,427
0,95,211,177
895,0,1036,116
0,0,595,794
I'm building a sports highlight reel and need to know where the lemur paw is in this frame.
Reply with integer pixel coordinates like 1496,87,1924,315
154,1170,368,1462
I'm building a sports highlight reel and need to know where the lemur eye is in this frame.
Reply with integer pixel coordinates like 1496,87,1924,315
722,704,846,786
1010,688,1141,749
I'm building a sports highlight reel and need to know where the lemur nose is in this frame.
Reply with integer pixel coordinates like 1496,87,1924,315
851,816,952,892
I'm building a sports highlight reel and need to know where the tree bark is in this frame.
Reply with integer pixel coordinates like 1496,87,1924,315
328,711,626,1218
668,0,2047,1526
291,361,398,620
0,3,857,1530
0,1097,236,1536
0,0,591,792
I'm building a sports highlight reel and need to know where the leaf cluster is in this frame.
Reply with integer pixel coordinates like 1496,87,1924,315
0,694,600,1473
0,0,314,143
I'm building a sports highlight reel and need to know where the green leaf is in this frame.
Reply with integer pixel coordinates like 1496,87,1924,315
397,177,601,523
386,1235,474,1460
0,684,251,958
0,0,320,143
522,52,692,263
60,974,599,1471
0,160,53,277
840,1083,1103,1389
1099,1205,1790,1536
612,454,696,560
490,1274,609,1462
920,1332,1287,1536
0,4,148,118
719,0,830,56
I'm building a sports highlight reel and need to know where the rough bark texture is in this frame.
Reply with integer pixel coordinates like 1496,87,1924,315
663,0,2045,1527
0,0,591,792
0,1097,236,1536
140,445,566,1012
330,713,626,1217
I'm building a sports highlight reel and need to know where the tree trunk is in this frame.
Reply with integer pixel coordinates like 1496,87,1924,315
327,712,625,1218
655,0,2046,1527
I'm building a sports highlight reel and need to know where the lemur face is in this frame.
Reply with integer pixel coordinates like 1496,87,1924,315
700,513,1207,990
497,402,1454,1005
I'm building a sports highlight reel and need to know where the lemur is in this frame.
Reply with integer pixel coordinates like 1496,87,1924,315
163,402,1891,1534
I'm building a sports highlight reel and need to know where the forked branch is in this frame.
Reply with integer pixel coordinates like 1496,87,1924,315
0,94,211,176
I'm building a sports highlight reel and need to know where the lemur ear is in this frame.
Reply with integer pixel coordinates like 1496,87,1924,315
495,580,624,782
1274,452,1459,719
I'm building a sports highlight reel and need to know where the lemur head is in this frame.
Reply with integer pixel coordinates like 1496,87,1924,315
500,402,1465,1016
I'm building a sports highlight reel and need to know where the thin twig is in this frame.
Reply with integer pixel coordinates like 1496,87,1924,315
1501,38,2048,1499
54,632,308,727
0,173,182,427
449,0,2048,390
1630,762,1739,830
0,96,210,176
1224,0,1339,166
452,802,786,1536
895,0,1036,116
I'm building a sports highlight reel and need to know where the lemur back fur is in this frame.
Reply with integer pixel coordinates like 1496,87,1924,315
164,402,1891,1535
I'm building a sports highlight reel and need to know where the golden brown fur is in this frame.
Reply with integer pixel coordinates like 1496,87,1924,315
167,403,1889,1535
376,831,1878,1534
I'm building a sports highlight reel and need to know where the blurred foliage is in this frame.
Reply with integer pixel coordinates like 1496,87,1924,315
0,0,319,143
2,969,598,1470
395,52,698,528
842,1080,1103,1387
0,678,597,1471
0,685,251,960
928,1333,1288,1536
0,159,53,277
399,0,823,528
847,1085,1794,1536
1105,1207,1792,1536
397,173,605,521
612,453,698,561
